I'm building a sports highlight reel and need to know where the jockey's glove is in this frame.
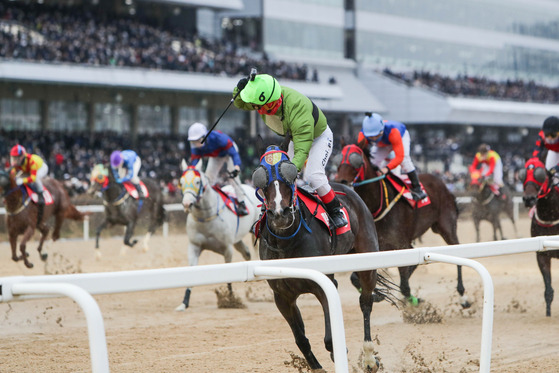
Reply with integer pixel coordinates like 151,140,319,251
15,177,23,186
551,165,559,176
237,78,249,91
230,169,240,178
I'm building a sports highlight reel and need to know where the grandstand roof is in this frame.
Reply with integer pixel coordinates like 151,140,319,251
141,0,243,10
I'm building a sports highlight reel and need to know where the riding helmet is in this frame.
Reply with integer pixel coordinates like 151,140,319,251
543,116,559,136
110,150,123,168
187,122,208,141
10,144,26,157
478,143,490,154
362,112,385,137
240,74,281,105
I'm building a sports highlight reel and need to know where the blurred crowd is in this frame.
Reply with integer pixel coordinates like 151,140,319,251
383,68,559,104
0,1,309,81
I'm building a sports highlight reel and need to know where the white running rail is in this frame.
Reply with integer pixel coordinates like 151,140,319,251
1,235,558,373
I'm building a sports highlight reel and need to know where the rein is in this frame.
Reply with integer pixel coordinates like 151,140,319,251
353,174,386,187
265,203,312,240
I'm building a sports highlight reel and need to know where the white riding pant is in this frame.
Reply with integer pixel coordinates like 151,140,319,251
131,156,142,184
34,163,49,192
288,126,333,197
204,144,245,202
546,150,559,170
480,161,504,186
369,130,416,173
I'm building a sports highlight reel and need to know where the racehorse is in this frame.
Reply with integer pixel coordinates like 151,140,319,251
0,169,88,268
174,159,260,311
520,157,559,316
253,143,387,372
469,170,517,242
88,164,166,254
336,142,470,308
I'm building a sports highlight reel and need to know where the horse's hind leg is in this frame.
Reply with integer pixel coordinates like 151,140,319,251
52,212,64,242
36,223,51,261
273,290,322,370
9,233,20,263
95,219,110,250
537,253,554,317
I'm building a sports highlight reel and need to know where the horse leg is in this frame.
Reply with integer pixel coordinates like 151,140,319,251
9,232,20,263
175,243,202,312
536,253,554,317
357,270,379,372
123,221,138,247
473,216,481,242
233,240,251,261
19,226,36,268
494,218,504,241
273,289,322,370
52,211,64,242
399,265,421,305
95,219,109,249
35,222,50,261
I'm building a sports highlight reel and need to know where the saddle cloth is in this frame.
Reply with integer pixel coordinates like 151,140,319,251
386,174,431,208
253,188,351,238
123,181,150,199
213,185,248,216
24,185,54,205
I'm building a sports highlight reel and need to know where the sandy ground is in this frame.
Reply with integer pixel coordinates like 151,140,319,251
1,214,559,373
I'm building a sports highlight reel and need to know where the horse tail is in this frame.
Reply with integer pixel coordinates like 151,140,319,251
65,204,91,221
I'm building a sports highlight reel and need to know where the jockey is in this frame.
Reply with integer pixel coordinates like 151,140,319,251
358,112,427,201
532,116,559,175
10,144,49,206
187,122,248,216
233,73,348,228
469,143,504,192
110,150,143,198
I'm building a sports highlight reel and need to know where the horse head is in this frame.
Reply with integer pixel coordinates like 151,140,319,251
519,157,548,207
252,145,298,228
335,144,368,186
179,159,210,213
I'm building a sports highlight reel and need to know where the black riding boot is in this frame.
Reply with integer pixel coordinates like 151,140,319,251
35,188,45,224
134,183,143,199
236,200,249,216
407,170,427,201
324,196,348,229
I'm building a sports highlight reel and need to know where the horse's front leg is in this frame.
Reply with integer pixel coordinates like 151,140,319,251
537,253,554,317
175,242,202,312
95,219,110,249
19,226,36,268
273,287,322,370
9,232,20,263
315,276,337,361
123,220,138,247
358,270,379,372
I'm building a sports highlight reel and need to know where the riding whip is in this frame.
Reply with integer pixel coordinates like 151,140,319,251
202,68,258,143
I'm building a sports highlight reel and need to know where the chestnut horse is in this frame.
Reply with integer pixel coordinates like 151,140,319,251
336,143,470,308
0,169,87,268
253,143,396,372
520,157,559,316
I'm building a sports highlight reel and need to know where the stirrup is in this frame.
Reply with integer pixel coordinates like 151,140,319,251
237,201,248,216
411,190,427,201
329,212,348,229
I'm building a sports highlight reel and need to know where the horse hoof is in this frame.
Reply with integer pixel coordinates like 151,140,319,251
142,246,149,253
174,303,187,312
25,262,34,269
130,240,138,247
40,252,48,261
95,250,102,260
11,256,19,262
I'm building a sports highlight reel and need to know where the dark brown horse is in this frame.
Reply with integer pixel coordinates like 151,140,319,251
0,169,88,268
469,171,517,242
253,143,394,372
520,157,559,316
336,143,470,308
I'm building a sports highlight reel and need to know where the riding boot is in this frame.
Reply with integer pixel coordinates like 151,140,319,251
134,183,143,199
35,188,45,225
236,200,249,216
324,196,348,229
407,170,427,201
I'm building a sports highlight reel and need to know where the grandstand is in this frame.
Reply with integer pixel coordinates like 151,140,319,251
1,0,559,187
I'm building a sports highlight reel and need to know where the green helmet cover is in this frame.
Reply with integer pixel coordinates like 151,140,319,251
240,74,281,105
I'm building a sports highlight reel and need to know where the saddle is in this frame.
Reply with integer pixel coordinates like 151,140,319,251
24,185,54,205
252,187,351,238
122,181,149,199
385,173,431,208
213,185,249,216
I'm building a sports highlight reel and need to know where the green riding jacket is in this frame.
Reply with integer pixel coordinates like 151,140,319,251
233,85,328,172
